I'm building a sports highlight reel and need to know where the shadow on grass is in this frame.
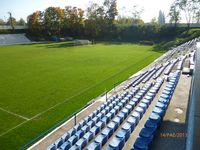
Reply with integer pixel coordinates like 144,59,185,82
35,41,90,49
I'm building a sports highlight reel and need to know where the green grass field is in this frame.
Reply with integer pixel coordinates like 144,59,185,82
0,42,164,150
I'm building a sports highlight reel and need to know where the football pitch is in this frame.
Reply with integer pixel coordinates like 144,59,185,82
0,42,164,149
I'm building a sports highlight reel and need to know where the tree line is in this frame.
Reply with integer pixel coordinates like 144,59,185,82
27,0,118,39
168,0,200,27
1,0,200,42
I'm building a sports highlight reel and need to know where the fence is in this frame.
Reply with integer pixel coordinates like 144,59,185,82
0,25,28,30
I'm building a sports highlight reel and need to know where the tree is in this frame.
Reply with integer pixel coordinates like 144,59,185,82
27,11,44,33
103,0,118,27
44,7,64,36
168,3,181,27
0,19,6,25
85,2,106,38
7,12,16,30
175,0,199,28
150,17,157,25
17,18,26,25
64,6,84,36
195,10,200,24
131,5,144,20
158,10,165,25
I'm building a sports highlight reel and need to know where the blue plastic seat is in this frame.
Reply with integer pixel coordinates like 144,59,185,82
101,127,114,138
83,131,93,143
153,107,165,118
47,144,56,150
107,136,125,150
121,108,129,118
68,135,78,145
162,90,171,96
126,104,133,113
147,92,155,98
121,99,127,106
129,101,136,107
144,119,158,129
95,133,108,147
87,120,95,128
140,89,147,94
164,87,173,92
107,121,118,131
109,103,114,109
144,95,153,101
115,98,120,103
79,120,86,127
131,111,141,122
158,97,168,104
166,84,174,89
127,116,137,130
138,92,144,97
149,89,157,94
113,116,123,125
97,112,104,119
122,122,133,134
105,106,110,114
96,121,105,129
155,102,167,110
62,132,70,142
114,105,120,113
168,81,175,86
110,109,117,115
75,138,87,149
117,112,126,121
81,125,90,133
139,126,157,138
132,97,139,104
90,126,100,136
60,141,71,150
107,112,114,120
139,102,148,110
135,94,142,100
124,97,129,103
69,144,80,150
118,103,123,110
112,101,117,107
135,107,145,116
141,99,150,106
133,137,149,150
160,93,170,100
96,108,101,114
116,128,130,141
149,113,161,125
93,110,98,116
102,116,110,124
92,116,99,124
89,112,95,119
152,87,159,92
68,128,76,136
84,116,91,123
127,94,133,99
101,110,106,116
75,130,84,139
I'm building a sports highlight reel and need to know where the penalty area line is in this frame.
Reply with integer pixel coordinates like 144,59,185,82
0,107,30,121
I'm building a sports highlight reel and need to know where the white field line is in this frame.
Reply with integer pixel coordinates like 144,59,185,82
0,78,111,137
0,52,167,138
0,120,28,136
0,107,29,120
27,96,107,150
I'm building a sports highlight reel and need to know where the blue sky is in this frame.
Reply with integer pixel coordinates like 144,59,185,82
0,0,176,23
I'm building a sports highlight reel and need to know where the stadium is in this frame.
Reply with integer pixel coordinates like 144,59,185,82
0,0,200,150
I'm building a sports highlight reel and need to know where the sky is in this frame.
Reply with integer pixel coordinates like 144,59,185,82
0,0,178,23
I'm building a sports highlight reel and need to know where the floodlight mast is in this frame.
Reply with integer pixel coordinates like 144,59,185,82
8,12,14,31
